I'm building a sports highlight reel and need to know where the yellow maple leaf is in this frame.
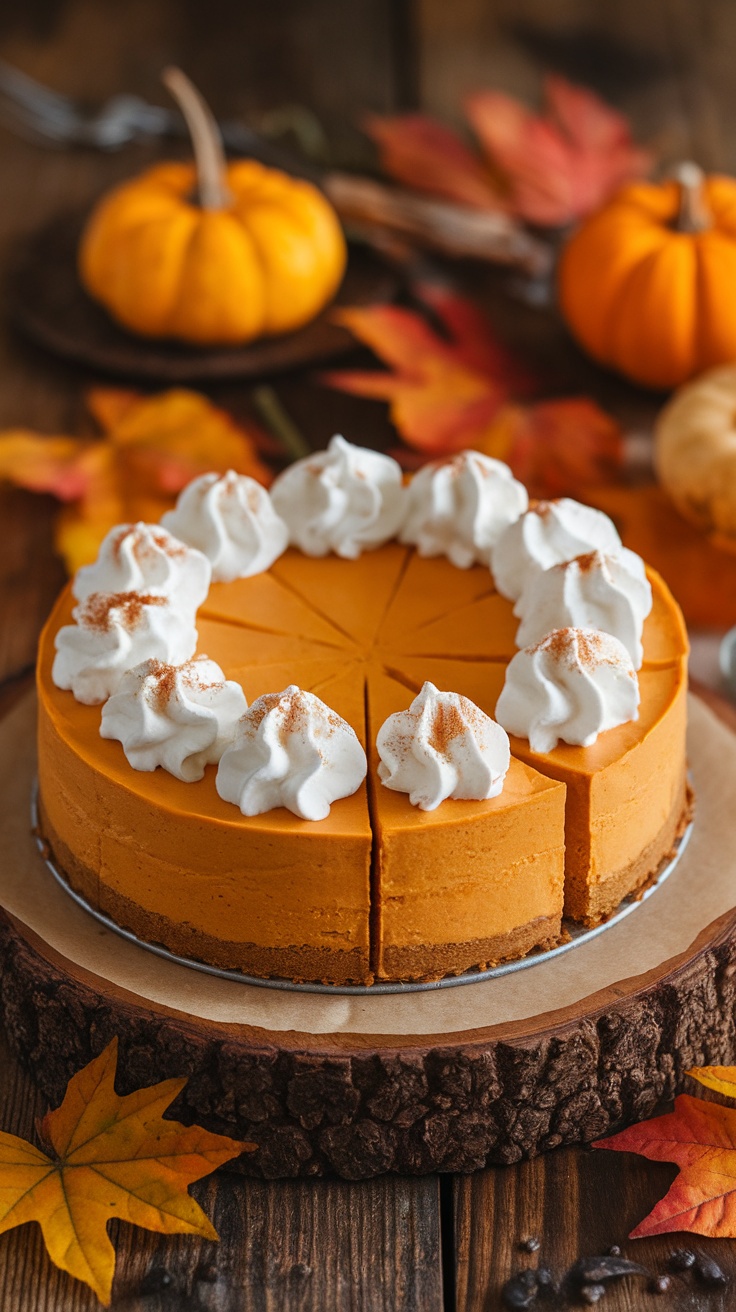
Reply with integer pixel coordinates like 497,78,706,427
0,1038,252,1305
0,387,272,574
686,1066,736,1099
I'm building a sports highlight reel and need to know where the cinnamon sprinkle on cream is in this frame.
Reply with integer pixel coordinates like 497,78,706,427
244,687,343,745
246,691,284,730
140,657,226,711
530,626,626,670
427,701,466,753
150,530,186,558
80,591,167,633
277,693,308,746
531,499,560,519
110,525,186,563
567,550,601,574
145,660,178,710
246,484,262,512
575,630,608,666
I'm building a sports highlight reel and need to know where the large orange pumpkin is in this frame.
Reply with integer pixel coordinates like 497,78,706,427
79,69,347,346
558,164,736,390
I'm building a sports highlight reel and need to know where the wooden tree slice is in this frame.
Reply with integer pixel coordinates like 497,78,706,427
1,903,735,1181
2,686,735,1181
6,212,397,383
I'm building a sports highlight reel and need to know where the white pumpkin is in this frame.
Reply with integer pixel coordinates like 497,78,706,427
655,365,736,537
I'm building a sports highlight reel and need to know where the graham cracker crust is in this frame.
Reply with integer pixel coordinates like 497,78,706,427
377,913,563,983
566,771,693,926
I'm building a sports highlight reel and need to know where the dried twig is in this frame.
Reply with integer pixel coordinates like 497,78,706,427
323,173,553,278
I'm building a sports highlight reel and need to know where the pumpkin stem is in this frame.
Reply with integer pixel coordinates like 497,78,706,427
162,66,232,210
674,162,711,233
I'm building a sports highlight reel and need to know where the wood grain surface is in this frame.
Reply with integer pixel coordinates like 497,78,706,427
0,1030,444,1312
2,2,736,1307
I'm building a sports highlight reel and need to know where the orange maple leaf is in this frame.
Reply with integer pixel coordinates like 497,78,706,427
479,398,623,498
323,287,622,494
365,76,652,228
0,1038,252,1304
593,1067,736,1239
0,388,271,574
323,284,534,457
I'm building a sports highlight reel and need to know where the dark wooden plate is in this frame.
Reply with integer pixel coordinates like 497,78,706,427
6,211,398,382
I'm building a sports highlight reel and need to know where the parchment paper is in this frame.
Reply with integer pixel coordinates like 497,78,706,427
1,692,733,1038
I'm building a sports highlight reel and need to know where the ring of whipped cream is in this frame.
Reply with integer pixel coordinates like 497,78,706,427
52,438,650,819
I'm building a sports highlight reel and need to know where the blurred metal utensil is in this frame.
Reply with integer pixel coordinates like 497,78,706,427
0,58,320,177
0,60,176,147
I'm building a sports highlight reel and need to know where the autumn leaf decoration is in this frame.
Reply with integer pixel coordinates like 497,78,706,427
365,75,653,228
595,1064,736,1239
0,1038,252,1304
0,387,271,574
323,284,623,497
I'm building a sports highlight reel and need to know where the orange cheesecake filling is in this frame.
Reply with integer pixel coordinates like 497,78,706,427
37,592,373,981
271,543,411,646
509,661,688,920
36,538,690,984
366,670,565,980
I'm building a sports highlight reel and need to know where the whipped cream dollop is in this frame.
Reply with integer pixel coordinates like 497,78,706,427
270,435,406,558
216,684,367,821
73,522,211,610
400,451,528,568
495,627,640,753
376,681,510,812
161,471,289,582
515,549,653,668
491,498,622,602
52,591,198,705
100,656,247,782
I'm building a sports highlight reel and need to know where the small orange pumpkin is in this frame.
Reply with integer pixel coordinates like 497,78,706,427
558,164,736,390
79,69,347,346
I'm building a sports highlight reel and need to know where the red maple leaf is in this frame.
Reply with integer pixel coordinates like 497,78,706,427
365,76,652,228
595,1083,736,1238
362,112,505,211
466,76,652,227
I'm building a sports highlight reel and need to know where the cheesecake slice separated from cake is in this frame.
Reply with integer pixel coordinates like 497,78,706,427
391,652,688,926
509,659,689,923
365,669,566,981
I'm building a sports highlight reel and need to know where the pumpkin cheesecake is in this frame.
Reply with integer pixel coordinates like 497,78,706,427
35,452,690,985
37,544,688,980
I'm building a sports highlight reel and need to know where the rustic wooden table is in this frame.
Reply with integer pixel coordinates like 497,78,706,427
2,12,736,1305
